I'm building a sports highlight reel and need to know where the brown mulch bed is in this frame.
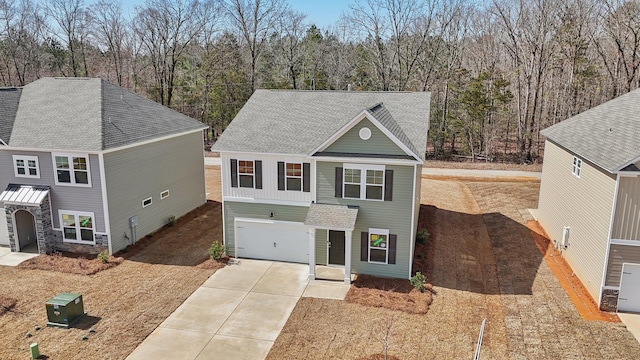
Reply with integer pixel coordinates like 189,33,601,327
18,253,124,275
358,355,401,360
196,255,230,270
345,275,432,315
0,297,17,315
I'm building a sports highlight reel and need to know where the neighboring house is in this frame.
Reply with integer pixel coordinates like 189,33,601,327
538,88,640,313
0,77,207,255
212,90,430,284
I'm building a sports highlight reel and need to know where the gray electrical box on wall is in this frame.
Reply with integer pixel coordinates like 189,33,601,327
129,215,138,228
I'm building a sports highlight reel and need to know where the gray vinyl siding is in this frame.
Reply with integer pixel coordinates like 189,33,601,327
222,201,309,256
315,229,328,265
605,244,640,286
537,140,616,300
104,131,206,253
316,161,414,279
0,149,106,232
0,206,8,246
324,119,407,157
612,176,640,241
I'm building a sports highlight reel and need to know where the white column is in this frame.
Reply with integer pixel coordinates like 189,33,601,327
344,230,352,284
308,227,316,280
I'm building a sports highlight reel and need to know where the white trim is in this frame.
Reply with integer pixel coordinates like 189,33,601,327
368,228,390,264
51,153,92,187
0,138,7,146
572,156,582,178
142,197,153,208
284,162,303,191
1,145,102,154
12,155,40,179
102,128,206,154
600,173,621,306
616,154,640,172
617,172,640,177
311,110,421,161
11,209,36,252
161,189,170,199
611,239,640,246
237,159,256,189
327,230,351,265
409,164,418,278
343,163,385,201
311,158,317,203
216,150,305,158
603,285,619,291
59,210,96,245
313,156,420,166
222,196,311,207
98,153,112,255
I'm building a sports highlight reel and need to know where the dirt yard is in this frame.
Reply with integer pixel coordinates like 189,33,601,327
268,178,640,359
0,199,223,360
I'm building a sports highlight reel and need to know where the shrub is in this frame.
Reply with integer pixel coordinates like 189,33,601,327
208,241,225,260
97,250,110,264
410,272,426,293
416,229,430,245
167,215,177,227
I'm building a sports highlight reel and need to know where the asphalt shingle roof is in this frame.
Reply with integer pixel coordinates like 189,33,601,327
304,203,359,230
0,88,22,145
541,88,640,173
0,77,206,151
211,90,430,160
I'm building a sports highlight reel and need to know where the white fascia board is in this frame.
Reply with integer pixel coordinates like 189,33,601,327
0,146,101,155
222,196,311,207
311,110,421,161
98,153,113,255
216,150,308,158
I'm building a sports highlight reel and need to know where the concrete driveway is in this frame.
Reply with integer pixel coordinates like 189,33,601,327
127,259,349,360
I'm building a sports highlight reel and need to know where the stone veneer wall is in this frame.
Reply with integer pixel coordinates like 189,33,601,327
49,230,108,254
600,289,619,312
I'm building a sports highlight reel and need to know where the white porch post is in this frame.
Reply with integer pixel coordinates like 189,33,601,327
344,230,352,284
308,227,316,280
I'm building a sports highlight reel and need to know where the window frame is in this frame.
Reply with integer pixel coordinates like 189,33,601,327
52,153,92,187
238,160,255,188
142,197,153,208
572,156,582,178
368,228,389,264
59,210,95,244
285,162,303,191
13,155,40,179
343,163,385,201
160,190,170,200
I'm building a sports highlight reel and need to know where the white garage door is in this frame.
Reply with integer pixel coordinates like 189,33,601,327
0,208,9,246
618,263,640,313
235,219,309,264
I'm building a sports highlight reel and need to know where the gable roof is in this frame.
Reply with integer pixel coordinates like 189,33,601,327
541,88,640,173
211,90,430,160
0,87,22,145
1,77,206,152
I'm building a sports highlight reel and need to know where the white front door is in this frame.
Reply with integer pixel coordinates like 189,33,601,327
618,263,640,313
0,207,8,246
235,219,309,263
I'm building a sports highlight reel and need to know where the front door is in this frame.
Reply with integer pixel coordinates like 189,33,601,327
328,230,345,265
15,210,36,252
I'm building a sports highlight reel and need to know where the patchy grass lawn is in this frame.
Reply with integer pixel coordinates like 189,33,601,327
268,177,640,359
0,200,224,360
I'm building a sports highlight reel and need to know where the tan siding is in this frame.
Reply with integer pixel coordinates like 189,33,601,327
315,229,328,265
105,132,206,253
612,176,640,240
324,119,407,156
605,244,640,286
538,140,616,301
316,161,414,279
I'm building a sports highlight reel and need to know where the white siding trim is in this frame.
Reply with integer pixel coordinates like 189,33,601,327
603,285,619,290
600,174,621,305
611,239,640,246
313,156,419,166
98,153,113,255
222,196,311,207
409,164,417,278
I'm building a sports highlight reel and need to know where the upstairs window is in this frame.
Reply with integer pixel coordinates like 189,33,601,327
238,160,254,188
277,162,310,192
286,163,302,191
13,155,40,178
230,159,262,189
54,154,91,186
337,164,392,201
572,157,582,178
343,168,362,198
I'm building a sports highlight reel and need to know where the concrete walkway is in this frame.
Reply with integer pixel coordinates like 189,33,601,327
0,246,39,266
127,259,349,360
619,312,640,345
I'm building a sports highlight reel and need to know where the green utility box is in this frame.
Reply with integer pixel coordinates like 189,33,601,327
46,292,85,328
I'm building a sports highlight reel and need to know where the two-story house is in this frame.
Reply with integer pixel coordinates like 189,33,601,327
212,90,430,283
0,77,207,255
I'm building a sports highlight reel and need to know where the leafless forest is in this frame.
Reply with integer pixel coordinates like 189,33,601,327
2,0,639,162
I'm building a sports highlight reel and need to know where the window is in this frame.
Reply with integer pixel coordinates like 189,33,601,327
342,164,386,200
60,211,94,243
53,154,91,186
13,155,39,178
286,163,302,191
572,157,582,177
160,190,170,199
238,160,254,188
142,197,152,208
368,228,389,263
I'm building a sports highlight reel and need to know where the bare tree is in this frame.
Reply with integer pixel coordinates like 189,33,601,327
91,0,129,86
46,0,92,77
274,9,306,89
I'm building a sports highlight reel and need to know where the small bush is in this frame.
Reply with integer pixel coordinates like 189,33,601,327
208,241,225,260
167,215,177,227
97,250,110,264
416,229,430,245
410,272,426,293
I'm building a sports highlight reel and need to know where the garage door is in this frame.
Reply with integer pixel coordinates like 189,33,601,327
618,263,640,313
235,220,309,263
0,207,8,246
